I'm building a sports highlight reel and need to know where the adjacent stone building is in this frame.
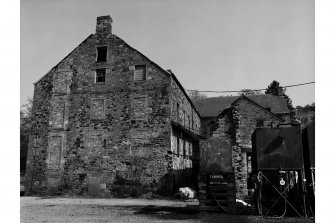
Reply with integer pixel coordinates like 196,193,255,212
25,16,202,197
194,94,290,199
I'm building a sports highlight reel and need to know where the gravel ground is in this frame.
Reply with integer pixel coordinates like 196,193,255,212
21,197,314,223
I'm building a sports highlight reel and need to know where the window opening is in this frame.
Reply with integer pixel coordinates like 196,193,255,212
134,65,146,81
97,46,107,62
96,68,106,83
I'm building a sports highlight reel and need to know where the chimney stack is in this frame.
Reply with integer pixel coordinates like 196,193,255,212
96,15,113,36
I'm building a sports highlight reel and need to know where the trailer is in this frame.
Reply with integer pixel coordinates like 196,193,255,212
302,124,315,216
252,125,314,217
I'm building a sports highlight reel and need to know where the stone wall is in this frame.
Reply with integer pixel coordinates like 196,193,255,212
26,16,201,197
25,72,53,195
170,78,201,135
209,97,285,199
169,78,201,191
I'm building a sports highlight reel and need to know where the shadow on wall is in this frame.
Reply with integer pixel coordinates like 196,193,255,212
105,168,199,198
157,168,198,197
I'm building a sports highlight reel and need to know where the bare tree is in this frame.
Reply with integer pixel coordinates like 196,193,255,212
239,89,262,96
187,90,207,102
20,98,33,171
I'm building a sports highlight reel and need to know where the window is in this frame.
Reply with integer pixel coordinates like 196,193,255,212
132,97,147,119
92,99,105,119
134,65,146,81
183,110,185,126
97,46,107,62
50,99,65,128
189,142,192,157
48,136,62,169
96,68,106,83
177,138,180,157
256,119,264,127
177,103,180,122
183,140,186,157
188,115,190,129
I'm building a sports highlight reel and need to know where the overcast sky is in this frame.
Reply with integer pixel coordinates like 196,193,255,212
21,0,314,107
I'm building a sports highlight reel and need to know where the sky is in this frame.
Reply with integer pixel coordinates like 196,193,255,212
21,0,314,107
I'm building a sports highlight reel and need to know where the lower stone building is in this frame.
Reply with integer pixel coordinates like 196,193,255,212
194,94,291,199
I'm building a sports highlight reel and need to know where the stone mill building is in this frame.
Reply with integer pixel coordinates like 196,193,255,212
25,15,292,199
25,16,202,197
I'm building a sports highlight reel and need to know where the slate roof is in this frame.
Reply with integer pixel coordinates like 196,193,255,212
193,94,290,118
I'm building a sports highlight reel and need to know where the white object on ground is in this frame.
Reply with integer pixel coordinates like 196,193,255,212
179,187,195,199
236,199,251,207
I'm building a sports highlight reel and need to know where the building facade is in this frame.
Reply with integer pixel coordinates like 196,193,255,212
194,95,290,199
25,16,201,197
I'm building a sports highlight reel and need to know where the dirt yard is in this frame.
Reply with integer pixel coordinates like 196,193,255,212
20,197,314,223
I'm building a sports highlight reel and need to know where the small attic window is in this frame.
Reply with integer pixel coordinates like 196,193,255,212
256,119,264,127
97,46,107,62
134,65,146,81
95,68,106,83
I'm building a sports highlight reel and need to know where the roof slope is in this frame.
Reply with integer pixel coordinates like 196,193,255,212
194,94,289,118
33,32,202,118
113,35,202,118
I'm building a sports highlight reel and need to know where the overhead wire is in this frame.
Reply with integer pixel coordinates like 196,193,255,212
185,81,315,93
20,81,315,108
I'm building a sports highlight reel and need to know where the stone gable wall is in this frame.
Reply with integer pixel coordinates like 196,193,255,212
209,97,285,199
26,32,180,196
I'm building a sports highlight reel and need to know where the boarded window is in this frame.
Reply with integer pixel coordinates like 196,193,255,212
48,136,62,169
97,46,107,62
130,129,151,144
53,72,71,93
92,99,105,119
89,134,104,155
96,68,106,83
133,97,147,119
50,99,65,128
134,65,146,81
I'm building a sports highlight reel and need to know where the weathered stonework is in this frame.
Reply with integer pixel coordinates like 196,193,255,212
209,96,287,199
26,16,201,197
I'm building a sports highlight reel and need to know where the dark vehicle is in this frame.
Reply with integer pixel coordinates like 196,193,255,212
252,124,315,217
